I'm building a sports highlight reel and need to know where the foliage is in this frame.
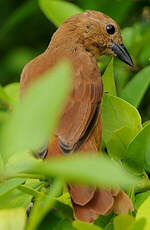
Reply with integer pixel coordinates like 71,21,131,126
1,0,150,229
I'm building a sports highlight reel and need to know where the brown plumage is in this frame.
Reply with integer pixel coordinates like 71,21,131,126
20,10,134,223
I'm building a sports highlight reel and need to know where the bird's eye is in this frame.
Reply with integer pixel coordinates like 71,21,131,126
106,24,115,35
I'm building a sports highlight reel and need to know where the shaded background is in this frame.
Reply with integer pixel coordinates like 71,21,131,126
1,0,150,120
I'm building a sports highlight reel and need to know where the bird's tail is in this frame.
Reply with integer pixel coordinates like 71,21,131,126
70,187,134,223
47,136,134,223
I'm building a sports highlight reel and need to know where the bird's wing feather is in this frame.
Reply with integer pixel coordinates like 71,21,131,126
20,49,103,153
57,72,103,152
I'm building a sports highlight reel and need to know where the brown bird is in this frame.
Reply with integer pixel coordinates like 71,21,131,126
20,10,134,223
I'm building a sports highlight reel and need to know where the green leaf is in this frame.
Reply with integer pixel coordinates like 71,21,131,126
18,184,41,197
136,196,150,230
0,180,42,210
139,45,150,66
39,0,83,27
26,179,63,230
102,59,116,96
143,121,150,128
54,200,74,221
5,151,39,176
4,83,20,109
94,212,115,229
128,219,146,230
56,192,72,208
121,66,150,108
0,189,32,209
54,219,75,230
113,214,135,230
77,0,134,24
114,61,131,95
0,208,26,230
3,48,35,77
124,123,150,172
76,0,101,11
31,155,139,188
1,61,72,161
1,0,38,38
73,220,103,230
105,222,114,230
38,211,75,230
0,178,25,196
122,23,150,57
106,127,134,160
0,85,10,110
135,192,150,210
102,94,142,143
0,111,10,125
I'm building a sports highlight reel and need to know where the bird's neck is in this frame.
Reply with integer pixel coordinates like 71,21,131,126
47,25,100,59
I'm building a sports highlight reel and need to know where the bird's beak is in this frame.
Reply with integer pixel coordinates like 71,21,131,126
110,42,134,67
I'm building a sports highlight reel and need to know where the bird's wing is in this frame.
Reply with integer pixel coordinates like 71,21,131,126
57,75,103,153
20,49,103,153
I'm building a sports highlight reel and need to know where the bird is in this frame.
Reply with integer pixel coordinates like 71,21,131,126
20,10,134,223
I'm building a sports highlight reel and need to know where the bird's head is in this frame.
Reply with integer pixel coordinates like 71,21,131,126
73,10,133,67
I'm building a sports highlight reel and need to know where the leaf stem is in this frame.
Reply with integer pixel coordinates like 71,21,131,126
11,173,46,180
18,185,44,197
26,179,64,230
135,180,150,193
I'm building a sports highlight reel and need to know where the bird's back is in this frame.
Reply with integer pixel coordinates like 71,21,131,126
20,40,103,153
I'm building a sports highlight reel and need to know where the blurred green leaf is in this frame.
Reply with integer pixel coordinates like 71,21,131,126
0,208,26,230
27,179,63,230
4,83,20,109
18,184,41,197
128,219,146,230
113,214,135,230
1,0,38,37
73,220,103,230
0,85,10,110
102,59,116,96
124,123,150,172
38,211,75,230
136,196,150,230
5,150,40,177
139,46,150,66
31,155,139,188
122,23,150,57
39,0,83,27
37,210,75,230
114,60,131,96
0,189,32,209
106,127,134,160
0,178,25,197
94,212,115,229
0,111,10,125
1,61,72,161
76,0,100,10
54,219,75,230
121,66,150,108
135,192,150,210
143,121,150,128
76,0,134,24
3,48,35,75
105,223,114,230
99,1,134,25
102,94,142,143
54,200,74,221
